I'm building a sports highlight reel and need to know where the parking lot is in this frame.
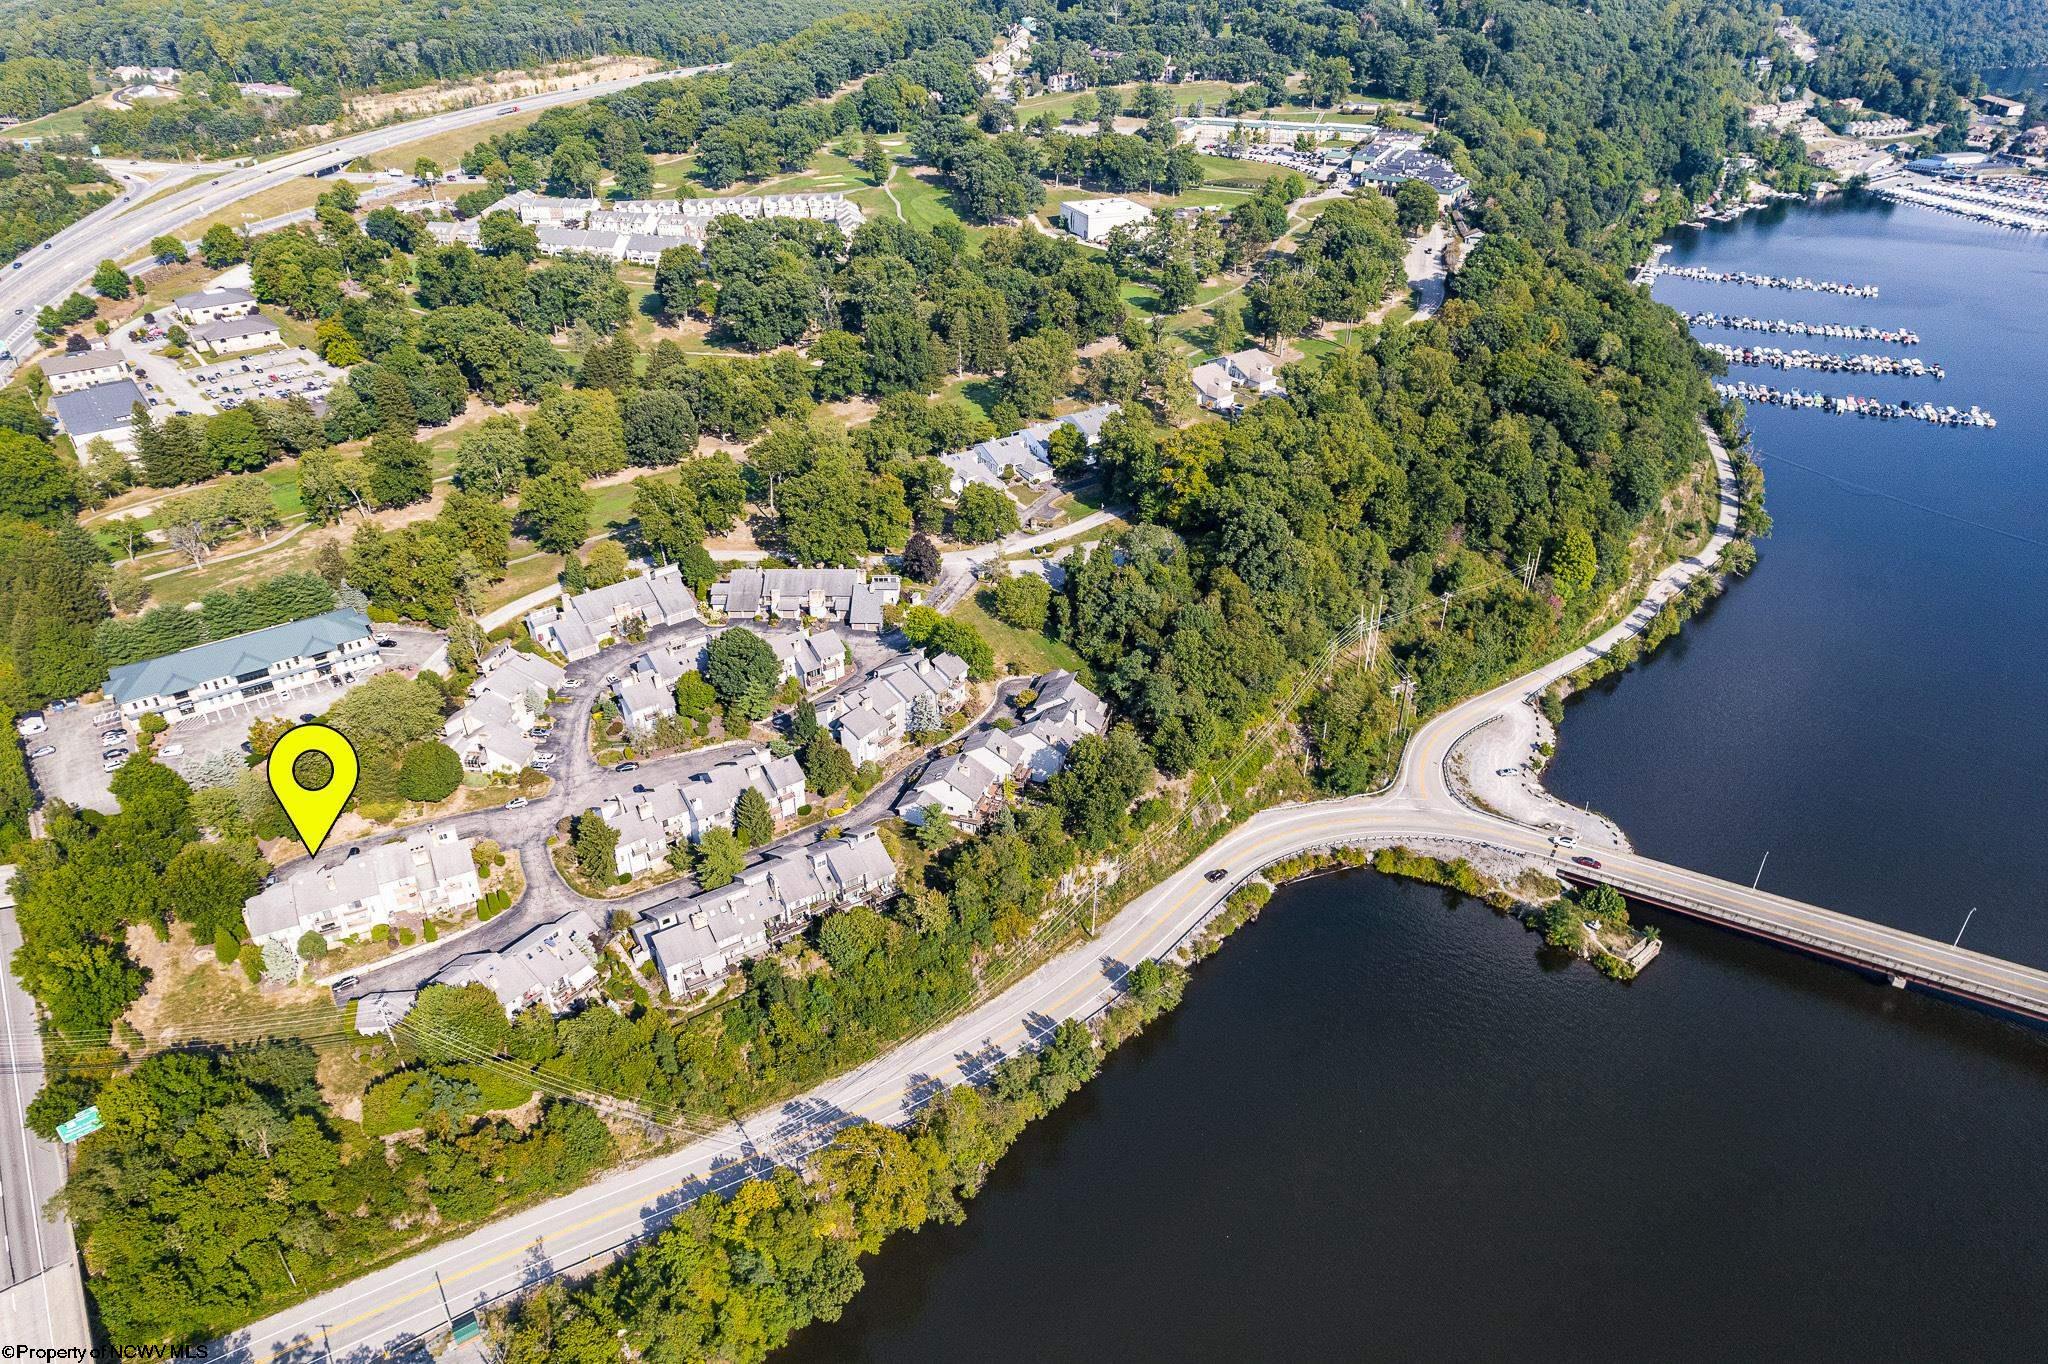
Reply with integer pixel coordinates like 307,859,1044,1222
19,702,129,816
190,347,343,411
18,626,444,805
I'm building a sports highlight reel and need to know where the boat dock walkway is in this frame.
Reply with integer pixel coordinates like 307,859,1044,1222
1648,264,1878,297
1714,381,1993,427
1702,342,1942,379
1683,312,1919,344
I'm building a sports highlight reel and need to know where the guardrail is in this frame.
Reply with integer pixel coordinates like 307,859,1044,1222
1562,864,2048,1023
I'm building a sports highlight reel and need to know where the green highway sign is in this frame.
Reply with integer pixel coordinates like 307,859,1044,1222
55,1106,102,1143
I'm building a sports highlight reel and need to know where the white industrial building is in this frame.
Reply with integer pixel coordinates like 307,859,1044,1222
1059,196,1154,243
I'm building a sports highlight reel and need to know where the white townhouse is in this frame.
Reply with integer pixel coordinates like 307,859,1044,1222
243,828,482,947
105,608,380,724
634,829,898,995
430,911,602,1018
820,652,971,765
899,670,1108,827
444,645,565,773
591,746,808,877
709,569,901,632
1189,347,1287,413
605,625,846,734
524,562,700,661
938,403,1120,497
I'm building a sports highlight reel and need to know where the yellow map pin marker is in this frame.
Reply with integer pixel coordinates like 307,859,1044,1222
268,723,358,857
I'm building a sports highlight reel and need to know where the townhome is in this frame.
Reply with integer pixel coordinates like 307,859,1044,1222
709,569,901,632
767,626,851,693
524,562,700,661
430,911,601,1018
634,829,898,995
899,671,1108,827
592,746,808,876
937,402,1120,497
243,828,482,947
820,652,971,765
444,645,564,773
50,379,148,454
605,628,714,732
1190,347,1287,413
105,608,380,724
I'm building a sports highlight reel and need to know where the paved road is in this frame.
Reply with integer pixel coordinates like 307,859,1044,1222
328,627,1017,1001
205,431,1764,1360
0,65,716,377
0,882,90,1347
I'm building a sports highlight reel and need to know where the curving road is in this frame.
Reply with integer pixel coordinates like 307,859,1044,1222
207,434,1763,1360
0,65,716,377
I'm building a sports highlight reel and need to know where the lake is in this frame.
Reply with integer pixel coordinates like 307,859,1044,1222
779,195,2048,1361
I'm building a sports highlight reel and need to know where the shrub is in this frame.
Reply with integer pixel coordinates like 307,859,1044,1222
238,943,265,984
423,921,439,942
397,741,463,803
371,924,390,943
212,926,240,964
296,930,328,960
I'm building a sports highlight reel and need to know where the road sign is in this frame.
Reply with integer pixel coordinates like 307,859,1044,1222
55,1106,102,1143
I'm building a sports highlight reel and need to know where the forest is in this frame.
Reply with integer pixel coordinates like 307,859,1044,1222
0,0,858,92
0,143,110,266
1789,0,2048,75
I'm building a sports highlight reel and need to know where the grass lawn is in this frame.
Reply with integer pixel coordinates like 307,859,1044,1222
188,178,327,238
953,593,1084,675
1015,80,1251,124
368,106,546,174
1,99,99,142
482,549,566,614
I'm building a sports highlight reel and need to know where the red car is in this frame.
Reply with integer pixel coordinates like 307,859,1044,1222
1572,855,1602,869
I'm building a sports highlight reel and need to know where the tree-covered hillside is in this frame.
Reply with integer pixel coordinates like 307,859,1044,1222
0,0,857,90
1789,0,2048,75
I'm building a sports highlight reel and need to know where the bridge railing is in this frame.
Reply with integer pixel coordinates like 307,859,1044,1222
1569,866,2048,1019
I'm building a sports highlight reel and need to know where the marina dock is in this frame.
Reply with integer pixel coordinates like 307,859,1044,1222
1713,381,1994,427
1702,342,1942,379
1682,312,1919,344
1647,265,1878,297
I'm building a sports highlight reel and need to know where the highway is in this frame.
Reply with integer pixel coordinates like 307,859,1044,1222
0,64,715,376
0,878,91,1348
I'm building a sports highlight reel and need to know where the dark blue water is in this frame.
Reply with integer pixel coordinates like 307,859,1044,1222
779,198,2048,1361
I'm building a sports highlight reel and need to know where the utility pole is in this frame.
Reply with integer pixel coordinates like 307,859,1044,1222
1438,590,1452,630
1363,597,1383,670
1389,672,1416,736
1751,850,1769,889
1520,551,1540,591
1955,906,1977,946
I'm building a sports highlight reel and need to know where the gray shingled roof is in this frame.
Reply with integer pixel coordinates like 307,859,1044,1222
50,379,146,439
105,608,372,704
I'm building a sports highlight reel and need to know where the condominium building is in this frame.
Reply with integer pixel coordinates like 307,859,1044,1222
708,569,900,632
820,652,971,765
635,829,898,995
591,747,808,877
243,827,482,946
524,562,700,661
105,608,380,724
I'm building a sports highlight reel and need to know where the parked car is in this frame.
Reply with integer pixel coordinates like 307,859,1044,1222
101,755,127,772
100,728,125,743
1204,867,1230,883
615,761,638,773
27,744,55,759
506,796,529,809
331,975,358,992
376,636,398,648
560,678,585,690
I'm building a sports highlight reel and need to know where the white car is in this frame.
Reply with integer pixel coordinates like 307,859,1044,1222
560,678,585,690
102,755,128,772
506,796,529,809
27,744,55,759
1552,833,1578,849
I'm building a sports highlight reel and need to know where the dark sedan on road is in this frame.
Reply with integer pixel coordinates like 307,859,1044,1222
615,761,639,773
1572,856,1603,869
